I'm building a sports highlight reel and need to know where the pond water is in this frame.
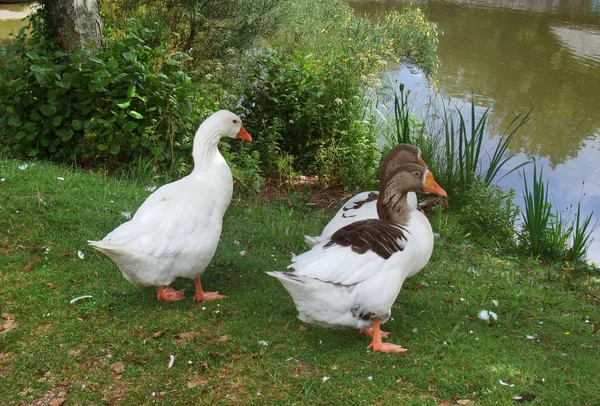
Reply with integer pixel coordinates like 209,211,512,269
0,3,33,40
348,0,600,263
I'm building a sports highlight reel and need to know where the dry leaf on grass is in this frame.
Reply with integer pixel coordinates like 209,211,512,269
110,362,125,375
152,329,167,338
0,313,18,334
49,398,66,406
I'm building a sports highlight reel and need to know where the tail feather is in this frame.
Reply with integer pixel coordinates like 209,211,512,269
304,235,321,247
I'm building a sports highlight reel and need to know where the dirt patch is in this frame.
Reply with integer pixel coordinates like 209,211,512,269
23,385,69,406
0,312,18,334
259,174,350,211
0,352,14,377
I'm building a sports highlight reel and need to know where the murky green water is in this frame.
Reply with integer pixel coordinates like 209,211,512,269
0,3,32,40
349,0,600,166
348,0,600,262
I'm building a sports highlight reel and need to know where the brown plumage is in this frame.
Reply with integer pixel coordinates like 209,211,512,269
324,220,409,259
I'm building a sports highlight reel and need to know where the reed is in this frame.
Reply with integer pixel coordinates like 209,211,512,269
440,98,531,196
568,200,597,263
520,159,552,257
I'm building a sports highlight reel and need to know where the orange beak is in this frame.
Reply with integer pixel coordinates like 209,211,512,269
236,126,252,142
423,171,447,197
418,156,428,168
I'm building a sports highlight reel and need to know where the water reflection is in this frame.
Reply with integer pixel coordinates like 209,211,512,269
349,0,600,262
0,3,34,40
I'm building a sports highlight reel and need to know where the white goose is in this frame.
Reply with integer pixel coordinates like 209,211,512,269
89,110,252,302
268,163,446,352
305,144,427,246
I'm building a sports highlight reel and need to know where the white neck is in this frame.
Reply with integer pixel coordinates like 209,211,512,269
192,124,222,172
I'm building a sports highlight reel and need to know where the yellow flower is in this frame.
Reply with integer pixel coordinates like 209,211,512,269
565,332,570,335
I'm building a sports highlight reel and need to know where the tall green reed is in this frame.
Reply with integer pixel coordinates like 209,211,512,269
383,85,530,200
439,97,531,196
520,159,552,257
568,200,597,263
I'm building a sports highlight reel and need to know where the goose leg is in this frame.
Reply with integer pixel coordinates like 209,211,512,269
193,276,227,302
359,327,390,339
367,320,407,353
157,286,185,301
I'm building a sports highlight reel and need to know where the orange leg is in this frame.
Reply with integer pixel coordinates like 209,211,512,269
156,286,185,302
193,276,227,302
359,327,390,339
367,320,407,353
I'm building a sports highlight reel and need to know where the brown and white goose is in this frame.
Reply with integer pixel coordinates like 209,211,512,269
268,163,446,352
304,144,427,246
89,110,251,302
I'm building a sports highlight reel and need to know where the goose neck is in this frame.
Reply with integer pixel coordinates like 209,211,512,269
377,187,411,225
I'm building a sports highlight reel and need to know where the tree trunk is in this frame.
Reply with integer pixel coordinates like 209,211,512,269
45,0,104,52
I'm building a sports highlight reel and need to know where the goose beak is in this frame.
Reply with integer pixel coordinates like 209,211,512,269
418,156,428,168
236,126,252,142
423,171,447,197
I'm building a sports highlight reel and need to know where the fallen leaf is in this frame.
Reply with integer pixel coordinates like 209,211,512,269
177,331,200,340
152,329,167,338
67,349,81,357
218,335,231,342
456,400,472,405
0,313,18,334
22,263,32,272
110,362,125,375
48,283,57,289
49,399,66,406
186,376,207,389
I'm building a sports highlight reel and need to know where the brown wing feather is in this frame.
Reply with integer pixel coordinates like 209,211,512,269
324,219,409,259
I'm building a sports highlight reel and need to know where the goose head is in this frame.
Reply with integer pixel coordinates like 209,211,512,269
377,163,447,223
199,110,252,142
379,144,427,185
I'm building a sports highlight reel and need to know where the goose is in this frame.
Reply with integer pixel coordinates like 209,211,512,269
304,144,427,246
89,110,252,302
268,163,447,352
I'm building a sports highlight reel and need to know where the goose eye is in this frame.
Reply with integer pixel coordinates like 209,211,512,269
233,119,239,124
413,171,421,178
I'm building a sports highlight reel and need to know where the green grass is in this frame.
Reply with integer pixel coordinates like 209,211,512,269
1,158,600,405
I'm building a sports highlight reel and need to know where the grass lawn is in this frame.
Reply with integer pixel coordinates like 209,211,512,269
1,158,599,405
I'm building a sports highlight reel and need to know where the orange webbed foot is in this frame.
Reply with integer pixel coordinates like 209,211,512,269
193,291,227,302
368,341,408,353
157,286,185,302
193,276,226,302
366,320,407,353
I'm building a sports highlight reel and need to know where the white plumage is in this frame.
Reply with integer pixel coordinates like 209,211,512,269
89,110,251,301
269,163,447,352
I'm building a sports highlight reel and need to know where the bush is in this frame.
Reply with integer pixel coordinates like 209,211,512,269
459,179,520,248
0,17,212,175
237,2,438,189
239,48,380,189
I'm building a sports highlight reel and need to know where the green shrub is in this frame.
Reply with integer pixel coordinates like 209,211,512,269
113,0,285,65
459,179,520,248
0,17,212,175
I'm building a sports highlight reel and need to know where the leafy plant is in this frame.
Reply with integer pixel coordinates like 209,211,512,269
460,178,520,248
240,47,379,189
0,15,209,176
